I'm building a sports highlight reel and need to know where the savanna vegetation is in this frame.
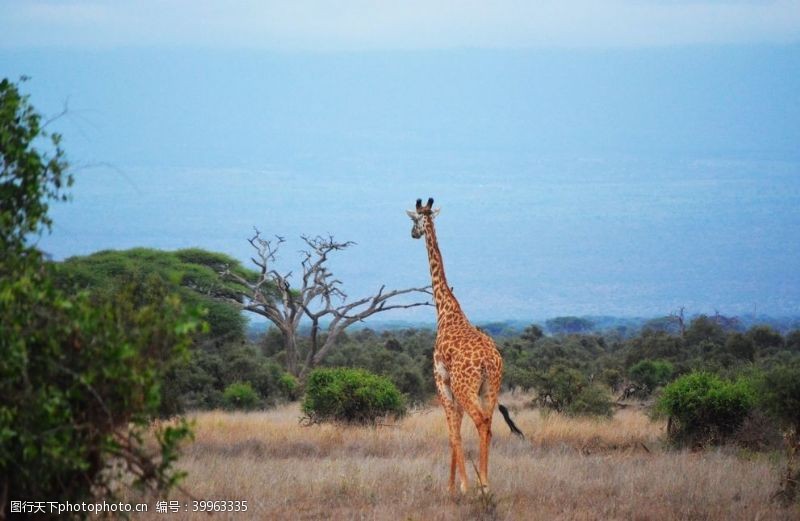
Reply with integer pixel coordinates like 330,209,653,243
4,78,800,518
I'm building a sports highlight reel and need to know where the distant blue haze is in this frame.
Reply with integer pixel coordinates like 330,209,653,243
2,47,798,321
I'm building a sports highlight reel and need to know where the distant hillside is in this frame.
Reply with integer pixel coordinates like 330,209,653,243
246,313,800,340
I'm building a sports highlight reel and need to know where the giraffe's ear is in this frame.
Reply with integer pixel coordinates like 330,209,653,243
431,208,441,218
406,209,417,219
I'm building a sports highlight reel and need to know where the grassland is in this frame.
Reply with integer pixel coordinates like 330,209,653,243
125,396,798,520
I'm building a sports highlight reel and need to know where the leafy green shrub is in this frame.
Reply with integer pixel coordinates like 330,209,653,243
388,366,427,404
600,368,624,391
278,373,300,401
534,365,586,412
222,382,260,410
758,364,800,433
503,365,538,391
566,385,614,418
628,359,673,393
1,266,202,515
302,368,406,424
756,363,800,503
658,371,755,446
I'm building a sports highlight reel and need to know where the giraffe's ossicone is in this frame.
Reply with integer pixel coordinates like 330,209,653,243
407,197,523,494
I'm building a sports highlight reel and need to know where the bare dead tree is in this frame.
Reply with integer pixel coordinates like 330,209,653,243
221,230,431,378
669,306,686,338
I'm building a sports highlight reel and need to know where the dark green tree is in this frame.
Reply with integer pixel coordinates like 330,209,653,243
628,359,674,393
1,78,199,518
747,325,784,353
757,363,800,503
785,330,800,353
684,315,726,348
724,333,755,361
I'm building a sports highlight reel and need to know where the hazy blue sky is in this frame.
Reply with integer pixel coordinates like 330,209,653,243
2,2,799,321
2,1,800,50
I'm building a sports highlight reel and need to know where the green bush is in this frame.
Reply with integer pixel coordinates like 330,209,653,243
757,364,800,432
600,368,624,391
757,363,800,503
1,266,202,515
302,368,406,424
533,365,586,412
658,371,755,446
628,359,673,393
566,385,614,418
278,373,300,401
222,382,260,410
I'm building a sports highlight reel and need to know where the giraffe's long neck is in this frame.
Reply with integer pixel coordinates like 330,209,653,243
423,218,466,326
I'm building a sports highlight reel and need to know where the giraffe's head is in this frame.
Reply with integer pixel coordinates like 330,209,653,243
406,197,440,239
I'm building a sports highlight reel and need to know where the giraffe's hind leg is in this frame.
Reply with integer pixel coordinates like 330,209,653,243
444,403,467,494
464,377,500,491
435,358,467,493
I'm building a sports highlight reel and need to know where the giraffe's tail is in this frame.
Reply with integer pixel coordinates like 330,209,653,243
498,404,525,439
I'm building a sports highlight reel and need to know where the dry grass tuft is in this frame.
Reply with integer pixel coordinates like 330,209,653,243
123,396,799,520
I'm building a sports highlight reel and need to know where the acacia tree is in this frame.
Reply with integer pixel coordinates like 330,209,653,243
223,230,431,378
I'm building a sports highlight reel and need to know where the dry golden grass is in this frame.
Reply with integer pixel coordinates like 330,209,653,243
124,398,799,520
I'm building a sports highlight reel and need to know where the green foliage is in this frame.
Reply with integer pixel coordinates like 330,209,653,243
724,333,755,361
566,385,614,418
658,371,756,446
322,328,435,403
278,373,300,401
222,382,261,410
56,247,256,341
0,263,202,515
533,365,586,412
754,363,800,504
599,368,624,390
628,359,674,392
0,77,71,254
786,330,800,353
747,325,784,352
302,368,406,424
685,315,727,347
757,363,800,432
623,330,684,367
164,341,292,410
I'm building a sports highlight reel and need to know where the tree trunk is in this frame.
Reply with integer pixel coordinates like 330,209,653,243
283,329,298,377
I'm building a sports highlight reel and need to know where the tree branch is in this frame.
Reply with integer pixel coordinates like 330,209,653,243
220,229,432,377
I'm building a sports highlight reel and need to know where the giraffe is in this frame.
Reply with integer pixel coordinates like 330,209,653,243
407,197,523,494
